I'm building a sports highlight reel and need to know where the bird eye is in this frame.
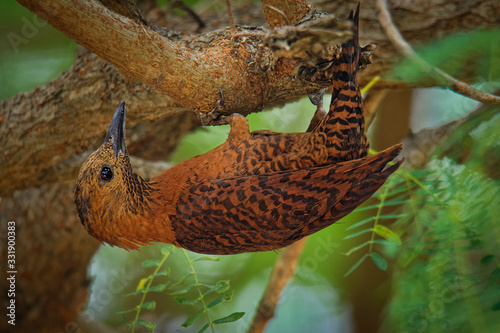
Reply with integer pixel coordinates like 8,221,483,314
100,166,113,182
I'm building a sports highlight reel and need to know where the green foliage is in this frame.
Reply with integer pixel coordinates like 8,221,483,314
343,165,415,275
386,153,500,332
119,247,244,333
389,106,500,332
390,29,500,84
345,104,500,331
118,247,171,332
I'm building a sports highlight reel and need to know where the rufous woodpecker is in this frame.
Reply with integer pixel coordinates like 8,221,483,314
75,6,402,254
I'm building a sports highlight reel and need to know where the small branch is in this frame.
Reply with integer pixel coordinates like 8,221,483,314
225,0,236,34
262,0,310,29
169,0,206,30
401,100,498,168
375,0,500,106
247,238,307,333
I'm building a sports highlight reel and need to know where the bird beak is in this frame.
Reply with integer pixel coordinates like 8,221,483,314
104,101,127,158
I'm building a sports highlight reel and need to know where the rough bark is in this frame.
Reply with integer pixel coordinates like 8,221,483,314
318,0,500,84
0,51,199,195
1,183,100,333
0,157,170,333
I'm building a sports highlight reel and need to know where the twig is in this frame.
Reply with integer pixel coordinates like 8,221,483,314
261,0,310,29
247,238,307,333
169,0,206,30
225,0,236,34
264,5,290,26
401,98,497,168
375,0,500,106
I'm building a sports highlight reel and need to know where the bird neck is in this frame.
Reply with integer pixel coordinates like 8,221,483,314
93,171,176,250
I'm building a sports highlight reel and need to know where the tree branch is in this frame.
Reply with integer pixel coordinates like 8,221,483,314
3,1,355,196
375,0,500,106
248,239,307,333
0,51,199,196
16,0,340,114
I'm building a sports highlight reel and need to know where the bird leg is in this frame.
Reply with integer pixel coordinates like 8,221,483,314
198,87,229,126
227,113,251,142
306,88,327,132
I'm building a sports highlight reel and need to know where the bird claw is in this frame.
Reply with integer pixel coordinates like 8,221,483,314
199,87,229,126
307,88,327,132
308,88,327,107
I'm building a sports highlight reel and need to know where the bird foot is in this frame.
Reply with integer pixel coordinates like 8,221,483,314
199,87,229,126
306,88,327,132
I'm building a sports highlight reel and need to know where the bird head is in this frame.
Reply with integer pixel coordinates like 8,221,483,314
74,102,153,244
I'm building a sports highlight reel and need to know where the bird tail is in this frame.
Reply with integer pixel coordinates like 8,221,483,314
315,4,369,162
294,143,404,240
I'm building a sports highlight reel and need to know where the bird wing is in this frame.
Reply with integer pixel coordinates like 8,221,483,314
172,158,372,253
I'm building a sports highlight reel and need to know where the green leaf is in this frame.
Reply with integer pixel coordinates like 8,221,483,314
207,291,234,309
182,309,204,327
192,255,220,262
354,199,410,212
126,288,146,296
152,269,169,278
492,301,500,311
174,296,200,305
161,246,171,255
170,283,198,295
490,268,500,281
373,225,402,245
142,259,162,268
469,238,483,249
346,217,375,230
345,254,369,276
122,316,132,328
370,252,388,271
149,283,168,293
481,254,495,266
198,323,210,333
213,312,245,324
136,277,150,292
137,319,156,331
344,228,373,239
343,241,371,256
171,272,193,288
214,280,230,293
116,306,138,315
141,301,156,311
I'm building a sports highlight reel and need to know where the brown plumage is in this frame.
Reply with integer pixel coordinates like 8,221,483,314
75,7,403,254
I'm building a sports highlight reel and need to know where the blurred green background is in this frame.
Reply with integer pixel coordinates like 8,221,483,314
2,1,500,333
